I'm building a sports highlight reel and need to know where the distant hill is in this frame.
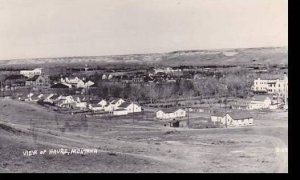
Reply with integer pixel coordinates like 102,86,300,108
0,47,288,67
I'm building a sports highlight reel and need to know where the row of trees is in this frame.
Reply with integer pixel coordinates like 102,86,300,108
87,73,253,102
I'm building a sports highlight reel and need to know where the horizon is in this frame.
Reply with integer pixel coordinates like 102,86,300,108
0,0,288,61
0,45,288,62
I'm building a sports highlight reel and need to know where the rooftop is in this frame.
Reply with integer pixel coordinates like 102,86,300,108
51,83,70,88
5,74,27,81
157,108,185,113
26,75,40,81
249,95,272,101
228,111,253,120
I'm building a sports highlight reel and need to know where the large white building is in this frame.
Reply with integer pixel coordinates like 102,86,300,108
20,68,43,78
252,74,288,98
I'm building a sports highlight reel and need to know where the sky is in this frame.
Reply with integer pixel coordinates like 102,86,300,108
0,0,288,60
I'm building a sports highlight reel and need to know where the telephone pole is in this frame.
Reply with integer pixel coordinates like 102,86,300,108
224,98,227,128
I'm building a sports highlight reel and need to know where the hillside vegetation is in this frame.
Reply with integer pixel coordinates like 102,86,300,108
0,47,288,67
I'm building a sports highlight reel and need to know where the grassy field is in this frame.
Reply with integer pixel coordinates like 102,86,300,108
0,98,288,173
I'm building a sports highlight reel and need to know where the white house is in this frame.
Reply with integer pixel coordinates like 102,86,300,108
211,112,226,124
76,80,95,88
226,112,254,126
20,68,43,78
247,95,272,110
88,99,107,112
45,94,60,104
43,94,54,102
56,95,76,107
211,111,254,127
117,102,142,113
98,99,107,107
25,93,34,101
103,98,125,112
30,94,45,102
110,98,125,107
89,104,104,111
85,80,95,87
156,108,186,120
104,104,115,112
73,102,87,110
113,108,128,116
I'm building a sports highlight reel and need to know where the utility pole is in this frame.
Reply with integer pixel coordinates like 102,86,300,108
224,98,227,128
132,102,134,123
187,105,190,128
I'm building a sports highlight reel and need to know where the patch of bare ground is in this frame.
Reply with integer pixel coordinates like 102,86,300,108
0,98,288,172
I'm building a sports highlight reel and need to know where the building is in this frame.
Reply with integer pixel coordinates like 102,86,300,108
153,67,181,74
156,108,186,120
247,95,272,110
61,77,81,84
98,99,107,107
72,102,87,110
211,111,254,127
104,103,115,112
228,95,274,110
210,112,226,124
103,98,125,112
20,68,43,78
3,75,26,88
252,74,288,98
25,75,50,88
89,104,104,112
56,95,76,107
113,108,129,116
43,94,55,102
226,112,254,126
51,83,72,89
110,98,125,107
163,119,187,128
45,94,60,104
76,79,95,88
117,102,142,113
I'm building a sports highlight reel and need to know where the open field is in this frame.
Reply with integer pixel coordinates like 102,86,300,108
0,98,288,173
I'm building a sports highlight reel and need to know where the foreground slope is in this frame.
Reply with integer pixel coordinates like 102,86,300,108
0,98,288,173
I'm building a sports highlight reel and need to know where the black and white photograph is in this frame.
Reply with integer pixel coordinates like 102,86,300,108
0,0,288,173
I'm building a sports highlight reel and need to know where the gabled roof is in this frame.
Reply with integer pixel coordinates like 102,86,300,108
211,111,226,117
250,95,271,101
110,98,123,104
119,102,132,108
87,99,101,105
51,83,70,88
49,94,60,100
157,108,185,113
90,104,104,108
26,75,40,81
227,111,253,120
